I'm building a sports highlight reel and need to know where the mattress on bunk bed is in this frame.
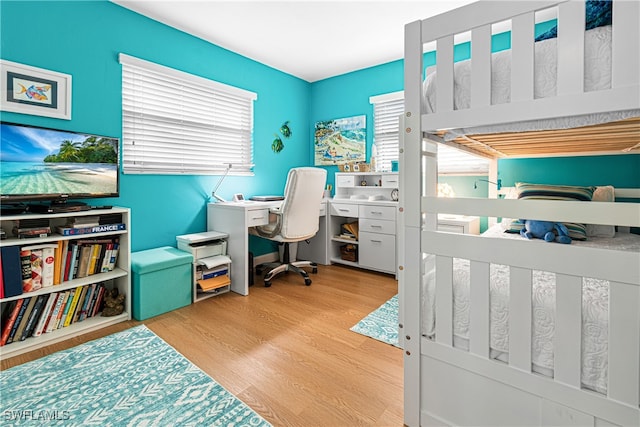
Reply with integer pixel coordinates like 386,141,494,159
422,225,640,394
422,25,640,138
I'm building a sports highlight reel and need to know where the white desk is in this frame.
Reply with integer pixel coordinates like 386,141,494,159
207,200,327,295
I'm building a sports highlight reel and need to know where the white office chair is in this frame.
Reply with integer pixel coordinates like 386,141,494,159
252,167,327,287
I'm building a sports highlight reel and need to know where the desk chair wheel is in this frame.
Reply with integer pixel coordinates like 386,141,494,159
312,267,318,274
305,278,312,286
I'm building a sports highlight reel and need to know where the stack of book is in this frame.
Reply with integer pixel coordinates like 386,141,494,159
337,221,359,241
12,218,51,239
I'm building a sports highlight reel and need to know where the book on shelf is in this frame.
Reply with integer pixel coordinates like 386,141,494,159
65,215,101,228
35,293,59,337
21,294,48,340
52,292,71,331
0,260,3,300
63,286,83,327
52,240,63,286
6,298,30,345
20,248,32,292
72,286,89,324
58,289,75,329
46,292,66,333
1,246,23,298
1,300,22,346
12,296,36,343
56,223,126,236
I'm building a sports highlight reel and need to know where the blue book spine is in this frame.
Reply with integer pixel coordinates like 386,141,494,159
1,246,23,298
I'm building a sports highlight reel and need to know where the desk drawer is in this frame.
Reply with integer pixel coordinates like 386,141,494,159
330,203,358,217
381,174,399,188
360,218,395,235
359,205,395,221
246,208,269,226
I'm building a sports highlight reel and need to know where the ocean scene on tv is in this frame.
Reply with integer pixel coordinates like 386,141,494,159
0,123,118,197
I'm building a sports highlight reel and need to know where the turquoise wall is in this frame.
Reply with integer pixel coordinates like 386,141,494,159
2,2,635,251
499,155,640,188
1,0,312,253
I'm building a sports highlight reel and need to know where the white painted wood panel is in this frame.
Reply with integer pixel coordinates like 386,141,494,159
470,25,491,109
608,281,640,406
511,13,535,102
435,256,453,346
554,274,582,388
469,261,490,358
509,267,533,372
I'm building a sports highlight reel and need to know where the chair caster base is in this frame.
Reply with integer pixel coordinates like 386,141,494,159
305,278,312,286
264,281,272,287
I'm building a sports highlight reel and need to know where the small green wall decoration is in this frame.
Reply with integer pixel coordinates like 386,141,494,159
272,120,292,153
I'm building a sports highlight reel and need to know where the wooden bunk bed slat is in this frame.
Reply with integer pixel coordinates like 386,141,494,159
470,25,492,109
554,274,583,388
424,196,640,228
511,13,535,103
557,1,586,96
508,267,533,371
469,261,490,358
612,0,640,88
608,281,640,406
421,231,639,287
435,255,454,346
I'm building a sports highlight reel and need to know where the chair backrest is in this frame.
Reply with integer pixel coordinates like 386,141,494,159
278,167,327,240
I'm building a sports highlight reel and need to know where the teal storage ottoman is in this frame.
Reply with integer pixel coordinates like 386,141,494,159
131,246,193,320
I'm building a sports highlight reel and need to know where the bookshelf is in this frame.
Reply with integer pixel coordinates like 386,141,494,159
0,207,131,360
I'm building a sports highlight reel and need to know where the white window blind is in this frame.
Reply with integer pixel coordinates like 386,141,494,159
120,53,257,175
370,91,403,172
370,91,489,175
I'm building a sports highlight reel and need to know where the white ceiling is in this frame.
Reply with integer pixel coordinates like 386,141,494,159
112,0,477,82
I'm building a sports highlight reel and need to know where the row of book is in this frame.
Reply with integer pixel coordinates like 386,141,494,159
0,237,120,298
0,282,109,346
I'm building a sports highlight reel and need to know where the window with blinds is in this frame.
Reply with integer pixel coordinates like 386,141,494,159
370,91,404,173
370,91,489,175
120,54,257,175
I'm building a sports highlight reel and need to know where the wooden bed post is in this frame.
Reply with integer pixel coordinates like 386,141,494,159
401,19,424,427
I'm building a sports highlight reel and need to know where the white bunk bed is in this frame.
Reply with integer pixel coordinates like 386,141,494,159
399,1,640,426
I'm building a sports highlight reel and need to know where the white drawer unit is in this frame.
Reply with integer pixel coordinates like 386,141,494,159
359,204,395,221
328,198,397,276
330,203,359,217
359,218,395,235
358,231,396,273
381,174,399,188
246,208,270,226
437,215,481,235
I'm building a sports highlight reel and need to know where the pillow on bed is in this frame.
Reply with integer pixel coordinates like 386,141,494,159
586,185,616,238
516,182,596,201
511,182,595,241
535,0,612,42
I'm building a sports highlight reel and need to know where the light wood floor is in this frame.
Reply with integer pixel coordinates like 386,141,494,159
2,264,403,426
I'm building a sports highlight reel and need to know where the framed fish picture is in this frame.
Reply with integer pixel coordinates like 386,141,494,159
0,60,72,120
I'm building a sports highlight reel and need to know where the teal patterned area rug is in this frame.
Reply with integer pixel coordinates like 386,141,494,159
1,325,271,426
350,294,400,348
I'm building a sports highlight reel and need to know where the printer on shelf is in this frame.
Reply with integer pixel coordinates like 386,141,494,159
176,230,228,259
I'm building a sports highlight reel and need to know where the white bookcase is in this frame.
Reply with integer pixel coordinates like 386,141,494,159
0,207,131,360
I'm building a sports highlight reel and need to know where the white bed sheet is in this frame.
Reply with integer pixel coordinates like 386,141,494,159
422,25,640,139
422,225,640,394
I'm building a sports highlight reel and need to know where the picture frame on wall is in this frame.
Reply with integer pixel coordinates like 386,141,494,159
314,114,366,166
0,60,72,120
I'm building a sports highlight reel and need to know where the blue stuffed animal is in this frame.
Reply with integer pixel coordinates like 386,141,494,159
520,220,572,244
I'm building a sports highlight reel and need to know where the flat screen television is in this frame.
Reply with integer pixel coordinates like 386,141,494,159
1,121,119,212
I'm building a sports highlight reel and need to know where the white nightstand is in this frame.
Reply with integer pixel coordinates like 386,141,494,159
437,215,481,235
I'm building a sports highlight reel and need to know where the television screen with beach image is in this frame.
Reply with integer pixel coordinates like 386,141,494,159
0,122,119,202
314,115,366,166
